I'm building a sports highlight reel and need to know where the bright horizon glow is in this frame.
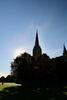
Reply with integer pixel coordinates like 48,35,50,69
13,48,26,58
0,72,10,78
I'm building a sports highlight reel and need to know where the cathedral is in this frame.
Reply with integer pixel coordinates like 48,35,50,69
11,30,67,88
33,30,67,62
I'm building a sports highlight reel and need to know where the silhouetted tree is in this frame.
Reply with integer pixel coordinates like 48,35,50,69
11,52,32,86
0,76,5,85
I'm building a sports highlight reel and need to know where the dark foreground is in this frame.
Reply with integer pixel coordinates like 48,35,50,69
0,85,67,100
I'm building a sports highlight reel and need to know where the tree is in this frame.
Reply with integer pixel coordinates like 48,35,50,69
11,52,32,85
0,76,5,85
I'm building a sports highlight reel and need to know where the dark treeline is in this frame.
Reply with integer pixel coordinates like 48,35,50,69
0,75,15,83
11,52,67,89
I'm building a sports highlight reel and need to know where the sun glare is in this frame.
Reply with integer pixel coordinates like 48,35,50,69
14,48,25,58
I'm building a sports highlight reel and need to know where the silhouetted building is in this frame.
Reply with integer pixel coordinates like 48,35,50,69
33,30,42,60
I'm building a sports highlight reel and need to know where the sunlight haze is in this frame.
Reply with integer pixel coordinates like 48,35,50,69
13,48,26,58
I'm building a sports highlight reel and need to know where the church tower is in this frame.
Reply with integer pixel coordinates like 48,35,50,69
33,30,42,59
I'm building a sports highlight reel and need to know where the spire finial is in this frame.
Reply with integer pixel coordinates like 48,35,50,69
33,30,42,57
36,29,38,34
35,29,39,46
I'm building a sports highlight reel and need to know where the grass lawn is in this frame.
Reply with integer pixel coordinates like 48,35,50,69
0,82,21,91
0,83,22,100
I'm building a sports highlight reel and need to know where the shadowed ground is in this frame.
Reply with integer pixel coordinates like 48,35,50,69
0,83,67,100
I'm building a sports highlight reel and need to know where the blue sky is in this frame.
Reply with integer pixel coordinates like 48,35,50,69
0,0,67,76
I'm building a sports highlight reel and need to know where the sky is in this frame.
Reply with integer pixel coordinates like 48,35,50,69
0,0,67,76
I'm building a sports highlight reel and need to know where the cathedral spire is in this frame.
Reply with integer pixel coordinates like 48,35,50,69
35,30,39,46
33,30,42,59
